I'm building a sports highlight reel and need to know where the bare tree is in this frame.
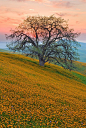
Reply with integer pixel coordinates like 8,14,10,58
6,15,80,69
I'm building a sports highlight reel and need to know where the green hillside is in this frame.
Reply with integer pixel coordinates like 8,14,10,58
0,48,9,52
0,52,86,128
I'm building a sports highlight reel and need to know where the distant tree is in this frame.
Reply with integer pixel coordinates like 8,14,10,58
6,15,80,69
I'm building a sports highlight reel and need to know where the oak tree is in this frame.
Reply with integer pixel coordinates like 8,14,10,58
6,15,80,69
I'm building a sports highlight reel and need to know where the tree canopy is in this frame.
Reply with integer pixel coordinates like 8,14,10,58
6,15,80,69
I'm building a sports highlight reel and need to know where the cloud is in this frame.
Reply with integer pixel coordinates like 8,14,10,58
10,0,49,2
52,1,74,8
55,12,79,17
0,16,22,24
29,9,34,11
55,12,69,17
0,6,38,16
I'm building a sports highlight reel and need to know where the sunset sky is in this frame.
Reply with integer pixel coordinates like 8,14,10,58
0,0,86,43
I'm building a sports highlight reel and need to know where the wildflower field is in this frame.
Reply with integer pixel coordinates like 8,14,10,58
0,52,86,128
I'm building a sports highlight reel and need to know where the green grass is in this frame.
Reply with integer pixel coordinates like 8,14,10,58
72,72,86,85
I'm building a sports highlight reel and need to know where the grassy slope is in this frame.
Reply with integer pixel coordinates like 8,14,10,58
72,61,86,85
0,52,86,128
73,61,86,75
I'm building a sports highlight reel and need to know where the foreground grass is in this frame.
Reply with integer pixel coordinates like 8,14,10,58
0,52,86,128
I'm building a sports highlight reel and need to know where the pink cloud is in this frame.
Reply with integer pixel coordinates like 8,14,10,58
52,1,74,8
0,16,22,25
0,6,38,16
10,0,47,2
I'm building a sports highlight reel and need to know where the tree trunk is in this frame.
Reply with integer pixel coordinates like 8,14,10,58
39,57,45,66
